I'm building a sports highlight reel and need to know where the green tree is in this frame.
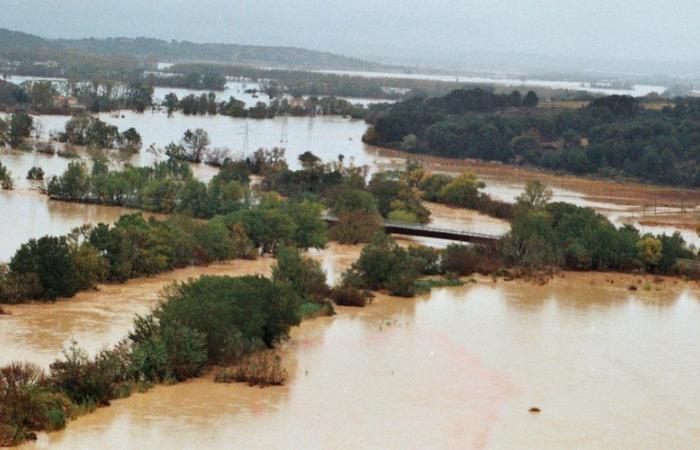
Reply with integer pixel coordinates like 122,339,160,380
8,111,33,147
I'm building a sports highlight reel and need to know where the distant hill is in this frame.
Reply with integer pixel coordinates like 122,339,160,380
0,28,390,72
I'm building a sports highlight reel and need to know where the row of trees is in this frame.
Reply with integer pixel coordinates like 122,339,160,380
0,78,155,114
365,90,700,187
46,156,247,218
163,92,368,119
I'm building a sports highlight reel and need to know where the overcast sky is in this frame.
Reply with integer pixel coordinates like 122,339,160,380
2,0,699,64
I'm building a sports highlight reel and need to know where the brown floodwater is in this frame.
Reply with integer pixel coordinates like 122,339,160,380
0,189,135,262
11,271,700,450
2,110,699,260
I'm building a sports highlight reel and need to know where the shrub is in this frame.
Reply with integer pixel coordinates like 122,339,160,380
342,233,421,297
48,344,116,406
215,351,287,387
156,276,301,360
440,244,482,276
26,167,45,181
329,285,372,307
272,246,329,303
329,210,383,244
0,362,73,445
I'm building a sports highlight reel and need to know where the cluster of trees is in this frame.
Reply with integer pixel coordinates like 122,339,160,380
0,273,304,446
339,232,496,297
0,111,33,147
147,71,225,91
395,161,514,219
163,92,367,119
47,156,247,218
500,181,695,273
58,115,142,152
0,78,154,114
366,90,700,187
1,191,328,302
261,151,431,242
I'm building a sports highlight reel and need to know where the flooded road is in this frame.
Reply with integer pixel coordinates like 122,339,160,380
14,272,700,450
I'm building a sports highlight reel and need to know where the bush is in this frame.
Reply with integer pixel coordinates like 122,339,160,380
329,210,383,244
440,244,482,276
0,362,74,445
48,344,116,406
329,285,372,307
26,167,44,181
156,276,301,360
342,233,421,297
215,351,287,387
272,246,329,303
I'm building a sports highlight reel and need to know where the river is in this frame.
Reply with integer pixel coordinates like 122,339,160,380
3,116,700,447
8,267,700,449
2,108,699,260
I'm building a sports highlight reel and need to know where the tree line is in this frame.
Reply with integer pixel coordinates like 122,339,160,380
364,88,700,187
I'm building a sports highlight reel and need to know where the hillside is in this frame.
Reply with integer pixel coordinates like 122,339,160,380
0,28,389,72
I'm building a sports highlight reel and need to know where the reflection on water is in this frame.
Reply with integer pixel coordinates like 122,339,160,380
18,274,700,449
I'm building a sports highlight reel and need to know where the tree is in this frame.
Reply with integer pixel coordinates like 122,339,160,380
181,128,210,162
9,236,81,300
438,172,485,208
272,246,329,303
516,180,552,210
636,235,662,269
8,111,33,147
164,93,179,116
522,90,539,107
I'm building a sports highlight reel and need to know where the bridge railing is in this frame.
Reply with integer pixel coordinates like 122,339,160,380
323,213,502,241
383,220,502,240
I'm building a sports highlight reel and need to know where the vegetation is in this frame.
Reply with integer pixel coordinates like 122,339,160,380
1,187,327,302
46,157,248,219
0,272,307,445
0,162,13,190
215,352,287,387
26,166,44,180
365,89,700,187
166,92,368,119
500,181,696,273
58,115,142,152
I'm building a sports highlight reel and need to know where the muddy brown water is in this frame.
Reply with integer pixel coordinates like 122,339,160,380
8,271,700,449
2,113,700,448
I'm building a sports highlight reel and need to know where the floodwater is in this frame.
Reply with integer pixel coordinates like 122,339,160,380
3,105,700,259
0,189,134,262
315,69,667,97
11,270,700,449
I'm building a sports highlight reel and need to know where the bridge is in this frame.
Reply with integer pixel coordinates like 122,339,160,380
323,216,501,245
